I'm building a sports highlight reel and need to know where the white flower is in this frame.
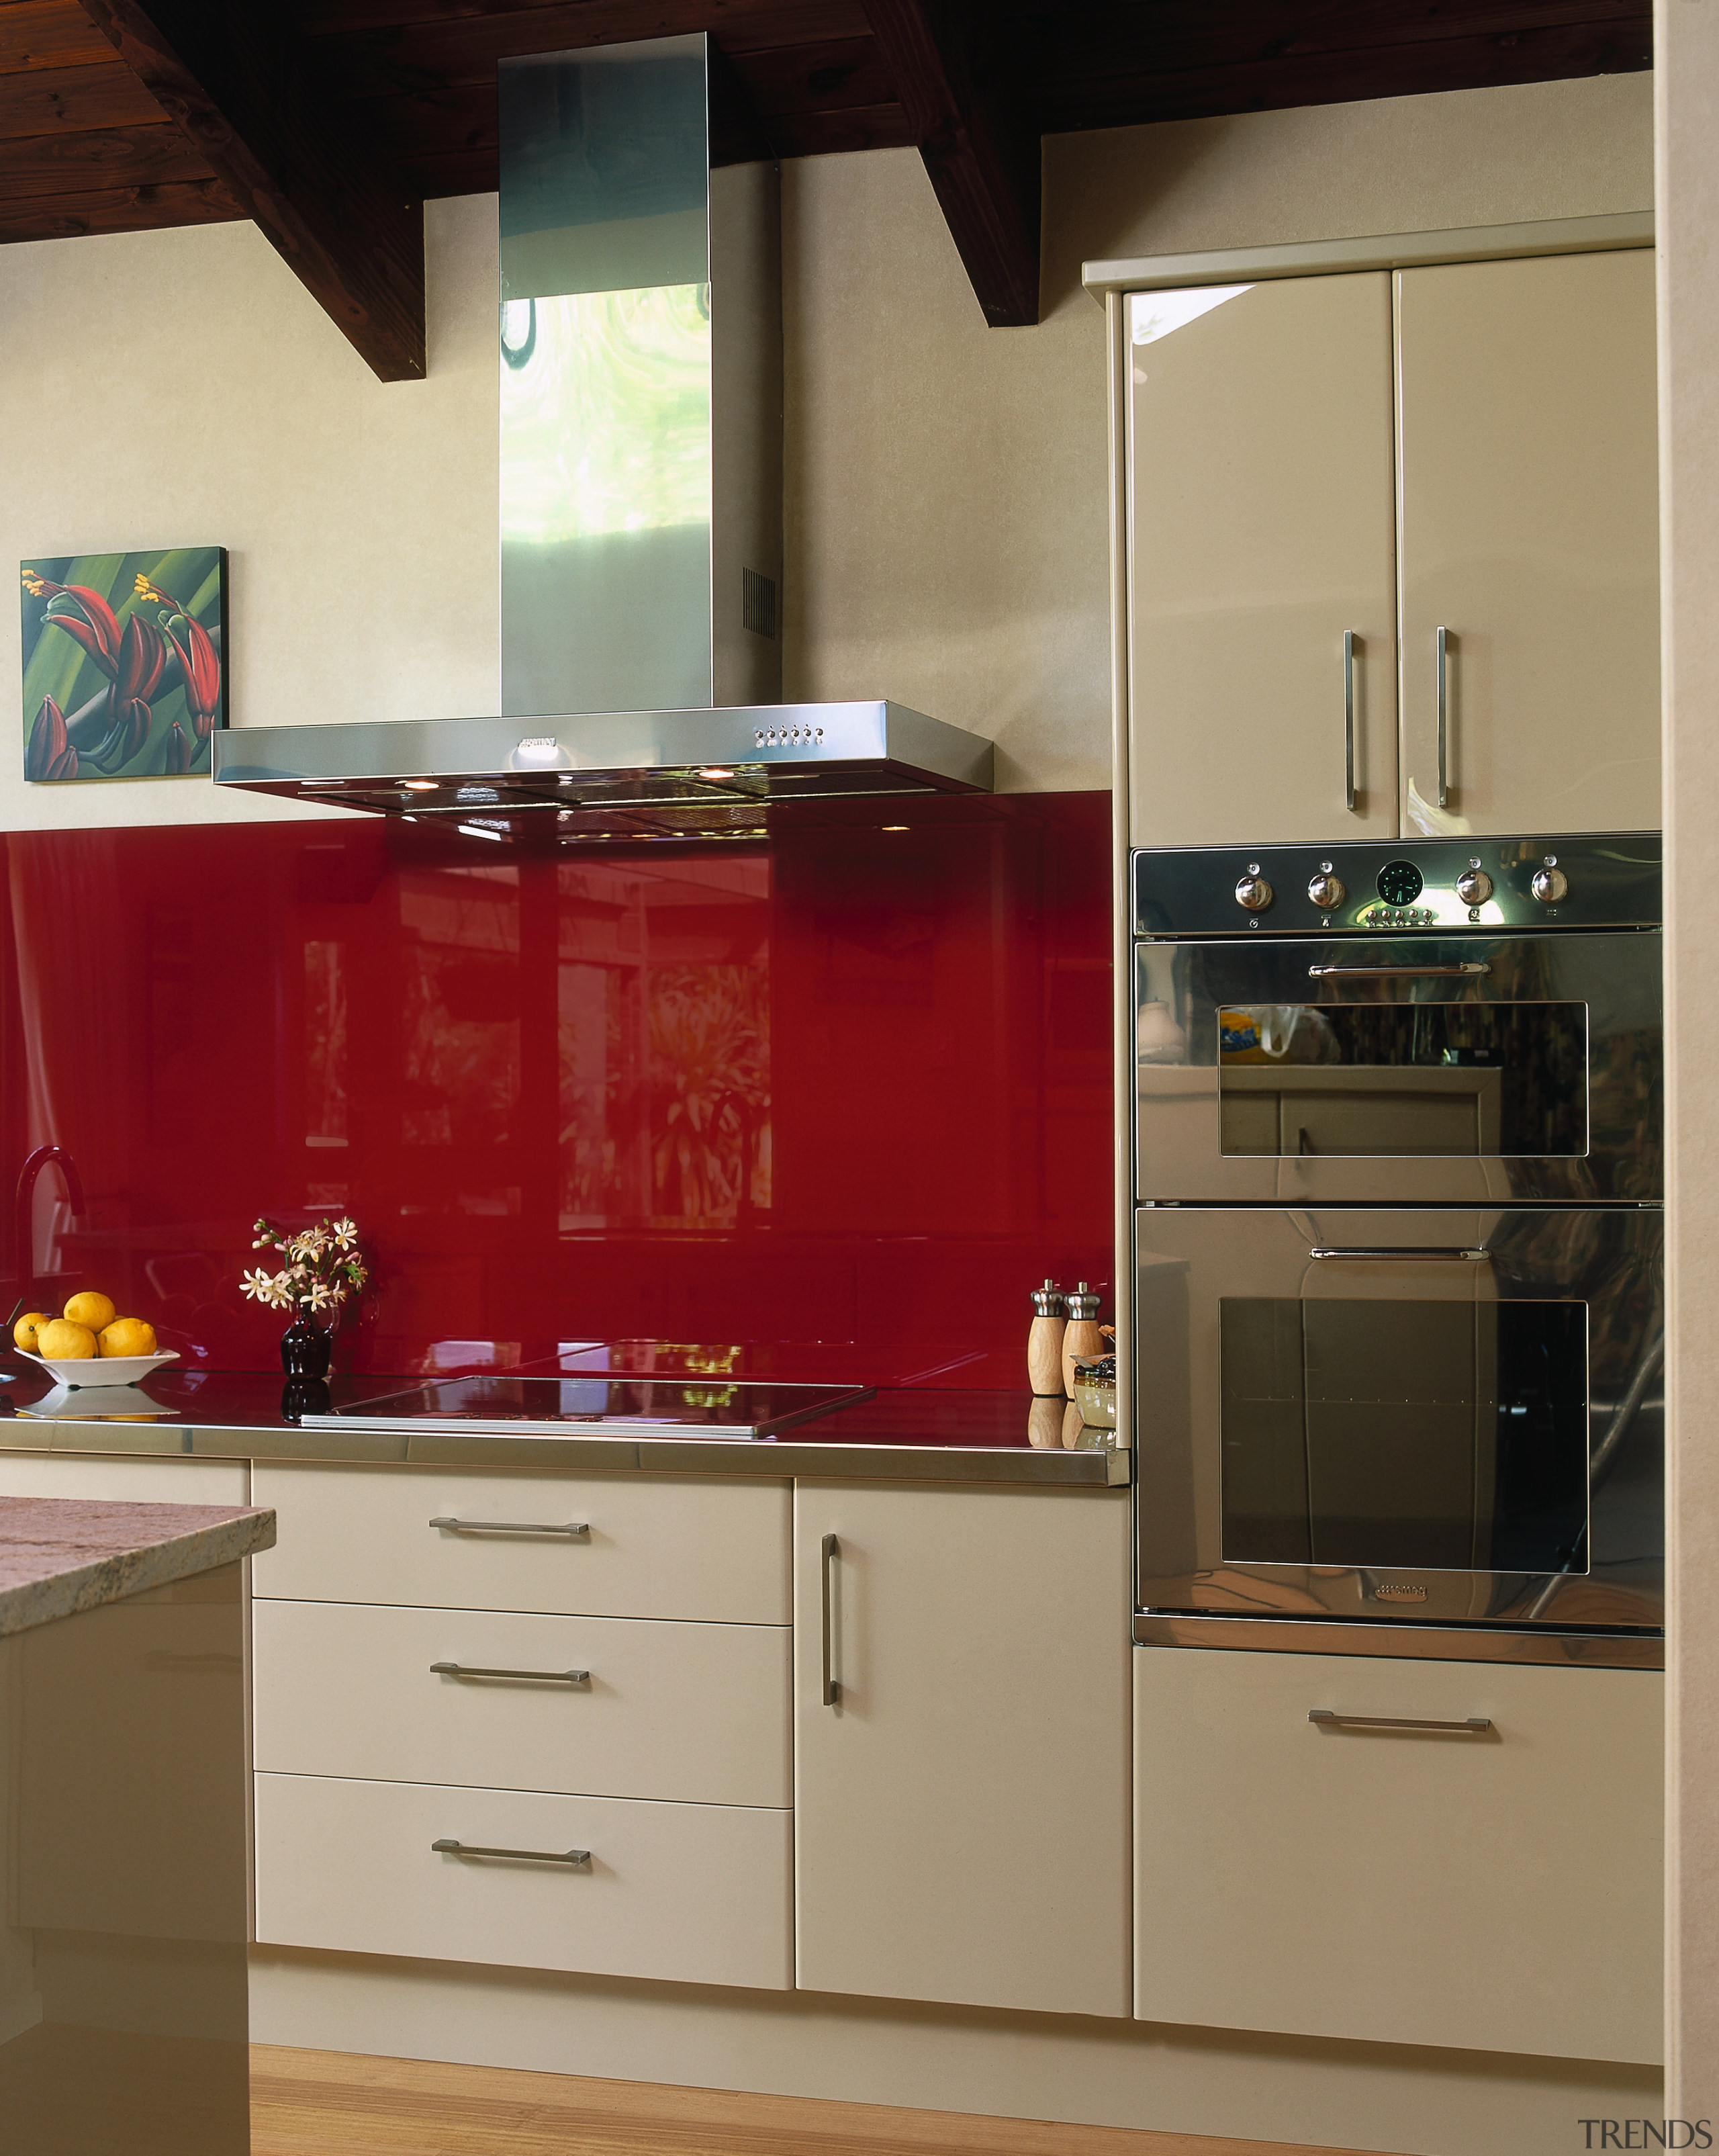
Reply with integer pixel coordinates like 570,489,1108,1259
306,1280,334,1311
331,1217,358,1250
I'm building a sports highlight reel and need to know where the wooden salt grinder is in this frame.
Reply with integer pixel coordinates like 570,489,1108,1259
1061,1281,1104,1398
1027,1280,1066,1396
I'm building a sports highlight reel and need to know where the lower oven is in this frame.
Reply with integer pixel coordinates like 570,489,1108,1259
1133,1205,1663,1662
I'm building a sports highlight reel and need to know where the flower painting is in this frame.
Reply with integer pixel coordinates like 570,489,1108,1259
19,547,226,782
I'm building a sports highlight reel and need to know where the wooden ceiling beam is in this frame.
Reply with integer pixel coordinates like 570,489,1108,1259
74,1,426,379
861,0,1039,327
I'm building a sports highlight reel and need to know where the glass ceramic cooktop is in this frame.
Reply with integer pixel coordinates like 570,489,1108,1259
301,1374,873,1441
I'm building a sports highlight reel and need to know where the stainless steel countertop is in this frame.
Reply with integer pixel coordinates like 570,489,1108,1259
0,1372,1129,1487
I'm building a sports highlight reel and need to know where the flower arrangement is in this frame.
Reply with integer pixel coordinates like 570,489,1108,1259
240,1216,368,1321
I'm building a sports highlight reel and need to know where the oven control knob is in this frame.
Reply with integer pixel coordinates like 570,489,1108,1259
1234,873,1273,913
1306,871,1346,910
1454,868,1493,906
1531,866,1569,905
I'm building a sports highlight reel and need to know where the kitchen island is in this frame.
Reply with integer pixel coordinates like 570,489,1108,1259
0,1494,275,2156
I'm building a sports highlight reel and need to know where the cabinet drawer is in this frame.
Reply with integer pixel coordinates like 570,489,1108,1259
0,1453,249,1507
252,1599,790,1807
250,1464,789,1622
1134,1647,1663,2062
254,1771,791,1990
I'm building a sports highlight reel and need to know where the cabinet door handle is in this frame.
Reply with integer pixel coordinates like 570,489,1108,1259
429,1517,589,1538
1307,962,1490,981
430,1661,590,1685
1309,1245,1488,1262
431,1838,590,1865
1436,625,1450,808
1342,629,1357,813
1309,1709,1491,1735
821,1532,840,1706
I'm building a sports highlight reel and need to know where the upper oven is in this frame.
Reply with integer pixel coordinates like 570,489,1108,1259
1133,834,1661,1206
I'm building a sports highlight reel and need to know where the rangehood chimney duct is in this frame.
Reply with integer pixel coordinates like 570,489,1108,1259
212,34,993,838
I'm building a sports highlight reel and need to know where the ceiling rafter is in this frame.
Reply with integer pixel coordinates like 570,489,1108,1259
860,0,1040,326
75,0,426,380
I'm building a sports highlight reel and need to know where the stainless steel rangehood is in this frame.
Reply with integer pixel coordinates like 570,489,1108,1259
214,34,992,838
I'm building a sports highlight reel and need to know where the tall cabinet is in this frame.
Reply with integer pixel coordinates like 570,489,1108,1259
1127,239,1659,844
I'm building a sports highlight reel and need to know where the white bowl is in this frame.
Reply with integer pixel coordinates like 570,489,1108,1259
20,1348,179,1389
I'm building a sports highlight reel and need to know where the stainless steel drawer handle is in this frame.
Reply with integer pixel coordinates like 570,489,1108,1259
1342,629,1357,813
432,1838,590,1865
1307,963,1491,980
1436,625,1451,807
429,1517,590,1537
1309,1245,1488,1263
821,1532,840,1707
1310,1709,1491,1736
430,1661,590,1686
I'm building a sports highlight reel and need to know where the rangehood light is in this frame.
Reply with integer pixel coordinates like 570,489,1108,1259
402,779,438,793
698,766,735,780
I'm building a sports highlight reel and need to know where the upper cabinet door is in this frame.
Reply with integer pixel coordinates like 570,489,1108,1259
1396,251,1661,837
1127,273,1399,846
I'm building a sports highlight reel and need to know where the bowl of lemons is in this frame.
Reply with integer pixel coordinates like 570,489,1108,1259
14,1294,177,1388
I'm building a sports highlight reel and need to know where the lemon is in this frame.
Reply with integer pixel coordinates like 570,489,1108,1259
99,1318,156,1359
13,1311,49,1352
64,1291,116,1332
38,1319,97,1360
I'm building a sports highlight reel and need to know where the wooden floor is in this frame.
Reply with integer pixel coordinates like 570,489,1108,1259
250,2047,1380,2156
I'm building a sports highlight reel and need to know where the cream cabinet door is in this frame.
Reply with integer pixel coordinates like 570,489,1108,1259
1396,249,1660,837
1135,1646,1663,2063
1127,273,1399,846
793,1482,1131,2017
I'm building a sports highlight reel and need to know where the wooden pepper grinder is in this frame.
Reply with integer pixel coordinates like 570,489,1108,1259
1062,1281,1104,1399
1027,1280,1066,1396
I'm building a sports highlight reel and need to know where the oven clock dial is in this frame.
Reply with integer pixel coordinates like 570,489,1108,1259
1376,860,1424,908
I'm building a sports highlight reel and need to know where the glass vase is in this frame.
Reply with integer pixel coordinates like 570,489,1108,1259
279,1308,332,1380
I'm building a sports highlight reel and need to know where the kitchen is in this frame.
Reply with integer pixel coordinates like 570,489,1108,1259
0,7,1710,2155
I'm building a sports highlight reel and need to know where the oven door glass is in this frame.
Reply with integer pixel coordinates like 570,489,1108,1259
1219,1296,1587,1573
1134,1206,1663,1631
1136,932,1660,1203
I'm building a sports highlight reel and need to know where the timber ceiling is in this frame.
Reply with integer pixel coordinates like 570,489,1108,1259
0,2,1653,376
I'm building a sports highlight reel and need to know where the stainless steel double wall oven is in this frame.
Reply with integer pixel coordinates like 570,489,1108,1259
1131,834,1662,1664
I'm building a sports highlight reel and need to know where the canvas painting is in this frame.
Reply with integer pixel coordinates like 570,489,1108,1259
20,547,226,782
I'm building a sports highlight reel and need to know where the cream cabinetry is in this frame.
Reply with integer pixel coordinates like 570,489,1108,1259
250,1462,790,1622
254,1772,792,1989
1395,248,1661,836
793,1482,1132,2017
1127,272,1399,846
1134,1645,1663,2063
251,1461,795,1989
252,1598,791,1806
0,1451,248,1507
1125,242,1659,845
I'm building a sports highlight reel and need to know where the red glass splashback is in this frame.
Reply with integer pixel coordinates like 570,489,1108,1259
0,793,1113,1382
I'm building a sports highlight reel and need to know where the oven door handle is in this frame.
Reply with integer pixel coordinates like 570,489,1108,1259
1308,1245,1489,1262
1305,962,1491,979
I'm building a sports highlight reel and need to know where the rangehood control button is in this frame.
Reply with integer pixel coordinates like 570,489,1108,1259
1306,871,1346,909
1531,864,1569,904
1235,873,1273,913
1454,867,1493,906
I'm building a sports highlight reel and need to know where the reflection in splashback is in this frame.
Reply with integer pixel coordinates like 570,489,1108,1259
0,795,1111,1381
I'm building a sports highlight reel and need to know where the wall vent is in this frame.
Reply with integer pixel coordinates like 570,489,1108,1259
743,568,778,641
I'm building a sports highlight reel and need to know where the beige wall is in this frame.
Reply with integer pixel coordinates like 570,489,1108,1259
1656,0,1719,2120
0,195,500,834
0,71,1654,829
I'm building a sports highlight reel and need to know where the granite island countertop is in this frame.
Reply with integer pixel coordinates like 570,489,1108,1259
0,1496,277,1638
0,1368,1127,1486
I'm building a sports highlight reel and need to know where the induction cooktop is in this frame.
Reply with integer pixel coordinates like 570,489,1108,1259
301,1374,873,1441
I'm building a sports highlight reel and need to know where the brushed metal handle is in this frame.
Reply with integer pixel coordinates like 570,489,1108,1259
429,1517,589,1537
1307,963,1491,979
821,1532,840,1707
1310,1709,1491,1735
432,1838,590,1865
1309,1245,1488,1262
1342,629,1356,813
430,1661,590,1685
1436,625,1450,808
